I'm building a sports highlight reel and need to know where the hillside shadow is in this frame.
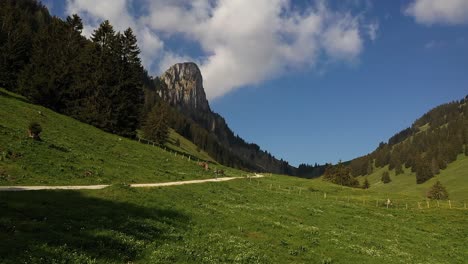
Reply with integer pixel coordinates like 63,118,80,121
0,189,189,263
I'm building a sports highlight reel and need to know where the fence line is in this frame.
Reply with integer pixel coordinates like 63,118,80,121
243,177,467,211
135,136,213,164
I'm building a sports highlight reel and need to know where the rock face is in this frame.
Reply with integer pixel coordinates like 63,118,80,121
159,62,210,112
157,62,294,175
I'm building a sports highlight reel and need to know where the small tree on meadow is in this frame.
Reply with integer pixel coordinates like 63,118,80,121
381,171,391,184
28,121,42,141
426,181,449,200
362,178,370,189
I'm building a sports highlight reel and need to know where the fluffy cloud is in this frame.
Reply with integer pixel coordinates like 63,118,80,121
405,0,468,25
66,0,376,100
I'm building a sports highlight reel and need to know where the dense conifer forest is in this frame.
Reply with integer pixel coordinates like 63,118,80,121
324,97,468,186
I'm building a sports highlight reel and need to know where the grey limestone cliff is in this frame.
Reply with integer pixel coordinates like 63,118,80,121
159,62,210,112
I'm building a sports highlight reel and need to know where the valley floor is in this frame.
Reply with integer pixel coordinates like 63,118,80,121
0,175,466,264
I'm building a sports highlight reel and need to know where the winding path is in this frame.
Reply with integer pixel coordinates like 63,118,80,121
0,174,265,192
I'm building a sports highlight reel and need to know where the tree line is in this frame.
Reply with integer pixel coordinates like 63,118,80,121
0,0,294,173
1,0,144,138
322,96,468,187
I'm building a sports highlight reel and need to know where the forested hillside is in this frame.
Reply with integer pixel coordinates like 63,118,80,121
324,96,468,186
0,0,291,173
1,0,145,138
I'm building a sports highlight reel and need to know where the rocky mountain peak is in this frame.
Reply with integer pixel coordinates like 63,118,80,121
159,62,210,112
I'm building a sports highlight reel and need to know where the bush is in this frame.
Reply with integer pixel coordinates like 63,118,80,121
28,121,42,140
381,171,391,184
362,178,370,189
427,181,449,200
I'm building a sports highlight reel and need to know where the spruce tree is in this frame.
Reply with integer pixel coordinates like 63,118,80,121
142,102,169,145
395,163,404,175
426,181,449,200
381,171,391,184
362,178,370,189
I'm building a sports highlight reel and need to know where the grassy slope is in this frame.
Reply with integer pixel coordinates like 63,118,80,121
1,89,467,263
165,128,216,163
0,175,466,263
0,89,245,186
356,155,468,201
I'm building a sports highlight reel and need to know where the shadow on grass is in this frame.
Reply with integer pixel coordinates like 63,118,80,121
0,188,189,263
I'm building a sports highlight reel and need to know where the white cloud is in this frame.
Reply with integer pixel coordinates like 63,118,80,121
405,0,468,25
366,21,379,41
65,0,376,100
158,52,197,74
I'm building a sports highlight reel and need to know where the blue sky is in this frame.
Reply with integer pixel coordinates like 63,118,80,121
44,0,468,166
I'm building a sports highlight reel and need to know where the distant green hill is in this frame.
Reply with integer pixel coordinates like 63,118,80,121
322,95,468,199
357,154,468,200
0,88,245,186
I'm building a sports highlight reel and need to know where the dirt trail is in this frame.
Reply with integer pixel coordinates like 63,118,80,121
0,174,265,192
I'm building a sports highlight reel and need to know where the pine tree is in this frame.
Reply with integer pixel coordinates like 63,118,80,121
362,178,370,189
19,16,85,111
381,171,391,184
142,102,169,145
323,163,359,187
0,0,49,91
395,163,404,175
426,181,449,200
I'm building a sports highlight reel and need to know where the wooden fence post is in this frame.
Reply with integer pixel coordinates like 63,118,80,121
437,200,440,208
426,201,430,209
449,200,452,209
324,192,327,199
405,203,408,210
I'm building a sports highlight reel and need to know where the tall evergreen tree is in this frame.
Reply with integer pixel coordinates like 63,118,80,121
381,171,391,184
142,102,169,144
362,178,370,189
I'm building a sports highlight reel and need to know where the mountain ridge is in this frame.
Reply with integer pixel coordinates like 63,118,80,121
152,62,295,175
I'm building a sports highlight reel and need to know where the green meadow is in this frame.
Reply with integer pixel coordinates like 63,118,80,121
0,176,467,263
1,90,467,263
0,89,243,186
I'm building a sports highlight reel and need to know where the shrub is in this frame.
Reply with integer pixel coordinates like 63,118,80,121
426,181,449,200
28,121,42,140
362,178,370,189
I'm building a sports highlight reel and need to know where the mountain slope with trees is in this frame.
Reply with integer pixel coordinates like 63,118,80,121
0,0,293,174
322,95,468,191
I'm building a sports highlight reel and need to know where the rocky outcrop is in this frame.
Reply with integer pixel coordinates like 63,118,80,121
159,62,210,112
157,62,295,175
